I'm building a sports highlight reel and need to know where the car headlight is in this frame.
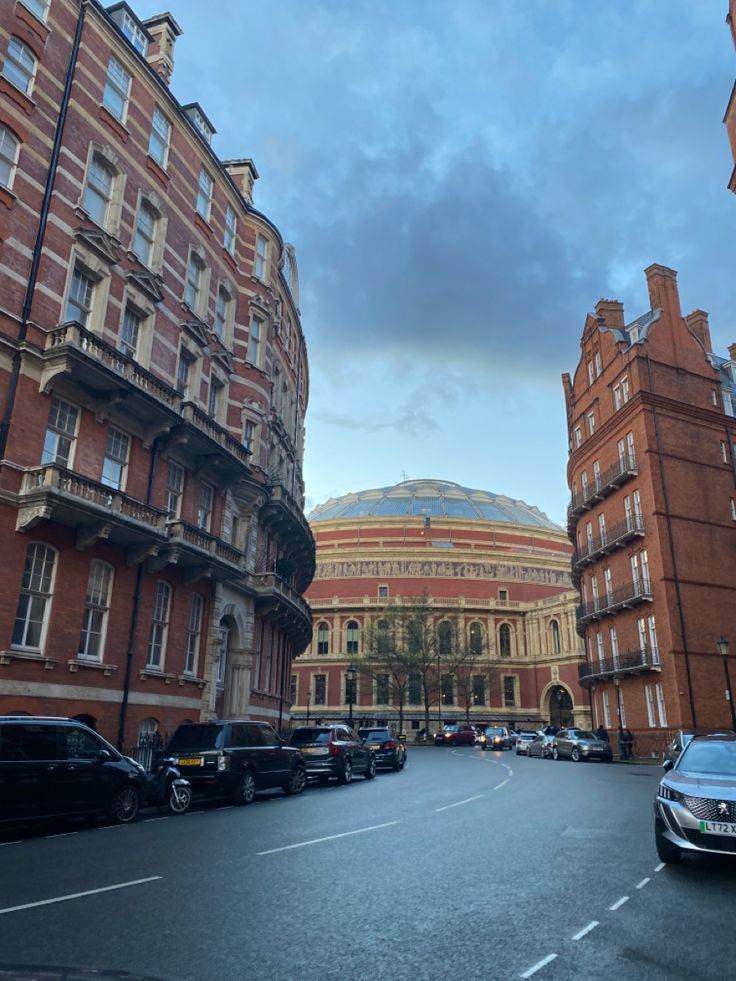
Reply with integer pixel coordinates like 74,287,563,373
659,783,683,802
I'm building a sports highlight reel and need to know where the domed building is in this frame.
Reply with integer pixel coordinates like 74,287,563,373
290,479,589,736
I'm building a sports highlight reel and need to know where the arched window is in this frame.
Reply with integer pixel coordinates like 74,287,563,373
550,620,561,654
375,619,391,655
82,153,116,227
346,620,360,655
184,251,206,314
499,623,512,658
4,38,37,96
316,622,329,655
0,126,20,190
469,621,484,656
132,199,159,267
78,560,114,660
437,620,453,656
12,543,57,650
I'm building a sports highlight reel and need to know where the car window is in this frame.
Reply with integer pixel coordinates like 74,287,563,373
575,731,597,740
337,728,354,742
0,723,62,761
359,730,389,740
64,727,108,759
678,740,736,774
258,724,279,747
241,724,265,747
167,724,224,753
289,728,330,746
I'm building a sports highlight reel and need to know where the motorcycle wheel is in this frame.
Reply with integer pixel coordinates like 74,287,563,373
168,783,192,814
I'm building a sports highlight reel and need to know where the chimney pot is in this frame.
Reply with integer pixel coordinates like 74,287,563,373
142,13,182,85
684,309,713,353
594,299,625,329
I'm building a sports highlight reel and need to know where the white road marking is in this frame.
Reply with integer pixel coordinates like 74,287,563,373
143,817,169,823
654,862,666,872
609,895,629,911
216,806,234,811
0,876,162,916
45,832,78,839
257,821,400,855
520,953,558,978
572,920,599,940
636,877,650,889
435,794,484,812
493,778,510,790
0,841,22,847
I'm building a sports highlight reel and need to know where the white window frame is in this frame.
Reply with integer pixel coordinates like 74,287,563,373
587,411,595,436
121,11,148,55
132,199,158,267
78,560,114,661
247,314,263,367
596,632,604,667
224,206,237,255
11,543,57,651
3,37,38,96
655,683,667,727
648,615,659,665
148,107,171,168
82,153,115,228
119,304,141,359
101,427,130,491
602,689,611,729
64,262,95,326
255,234,268,280
573,425,582,448
196,167,213,221
42,396,78,468
197,481,214,532
645,685,656,728
0,125,20,191
147,580,171,669
609,626,619,668
102,55,132,123
18,0,49,21
214,285,231,340
184,593,204,675
166,461,184,517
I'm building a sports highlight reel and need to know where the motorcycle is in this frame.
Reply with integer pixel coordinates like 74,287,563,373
145,757,192,815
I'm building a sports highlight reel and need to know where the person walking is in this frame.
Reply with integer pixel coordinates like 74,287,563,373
617,726,627,760
623,727,635,760
595,724,609,744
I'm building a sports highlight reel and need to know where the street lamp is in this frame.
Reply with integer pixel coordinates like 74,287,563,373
346,664,357,727
716,637,736,731
437,652,442,732
306,689,312,725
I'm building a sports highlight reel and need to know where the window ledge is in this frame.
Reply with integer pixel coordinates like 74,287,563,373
145,154,169,190
222,247,238,274
98,105,130,143
68,658,117,676
0,185,17,213
179,673,207,689
194,212,213,239
140,667,177,684
1,648,57,669
15,2,50,46
0,75,35,117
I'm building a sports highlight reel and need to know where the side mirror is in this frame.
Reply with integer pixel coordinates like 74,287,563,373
662,758,674,772
97,749,112,761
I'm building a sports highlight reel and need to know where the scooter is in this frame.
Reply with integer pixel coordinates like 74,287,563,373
145,757,192,814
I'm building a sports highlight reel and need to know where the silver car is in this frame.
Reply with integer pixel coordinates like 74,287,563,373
527,732,554,759
654,734,736,863
551,728,613,763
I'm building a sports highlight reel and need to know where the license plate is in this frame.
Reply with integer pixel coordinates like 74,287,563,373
369,744,381,750
699,820,736,835
302,747,325,755
177,757,202,767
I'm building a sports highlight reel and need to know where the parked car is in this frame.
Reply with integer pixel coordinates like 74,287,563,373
527,732,555,759
288,725,376,783
0,716,147,826
654,733,736,863
479,726,513,751
514,731,538,755
434,724,477,746
166,720,307,804
358,727,407,771
552,728,613,763
663,729,734,765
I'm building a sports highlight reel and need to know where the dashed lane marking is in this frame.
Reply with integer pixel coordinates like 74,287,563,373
571,920,599,941
0,876,163,916
520,953,558,978
493,778,510,790
609,895,629,911
654,862,666,872
636,877,650,889
142,817,169,823
0,841,22,847
435,794,484,812
45,832,78,838
256,821,400,855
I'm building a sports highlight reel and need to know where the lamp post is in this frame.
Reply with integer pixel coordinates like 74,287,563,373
346,664,357,727
716,637,736,731
306,689,312,725
437,652,442,732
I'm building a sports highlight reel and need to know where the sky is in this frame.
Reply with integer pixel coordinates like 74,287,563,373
133,0,735,527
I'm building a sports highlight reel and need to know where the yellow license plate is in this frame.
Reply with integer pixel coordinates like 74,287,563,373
177,757,202,767
369,744,381,749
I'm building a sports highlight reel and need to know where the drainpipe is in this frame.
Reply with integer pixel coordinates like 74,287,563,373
0,1,87,457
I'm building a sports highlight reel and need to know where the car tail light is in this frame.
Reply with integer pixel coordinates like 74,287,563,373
328,732,339,755
217,753,229,771
383,741,396,750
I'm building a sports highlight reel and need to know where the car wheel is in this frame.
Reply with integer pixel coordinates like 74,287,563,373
167,783,192,814
655,822,682,864
552,747,559,760
232,770,256,805
283,765,307,796
110,784,141,824
364,756,377,780
571,747,580,762
338,758,353,785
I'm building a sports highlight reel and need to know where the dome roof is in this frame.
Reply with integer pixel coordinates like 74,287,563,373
308,479,560,530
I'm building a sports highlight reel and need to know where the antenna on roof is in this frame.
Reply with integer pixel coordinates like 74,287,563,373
400,470,409,483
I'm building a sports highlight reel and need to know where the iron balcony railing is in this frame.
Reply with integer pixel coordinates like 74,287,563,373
575,514,645,568
569,452,638,516
578,646,660,686
576,577,653,625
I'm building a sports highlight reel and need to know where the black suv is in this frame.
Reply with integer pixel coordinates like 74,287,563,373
166,720,307,804
358,726,407,771
288,725,377,783
0,716,147,825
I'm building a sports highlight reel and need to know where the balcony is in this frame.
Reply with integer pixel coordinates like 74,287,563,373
251,571,312,648
16,464,169,557
576,577,653,627
569,453,638,517
160,520,246,582
578,646,661,688
259,482,316,590
574,514,645,569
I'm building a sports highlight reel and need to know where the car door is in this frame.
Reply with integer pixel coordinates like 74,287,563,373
342,726,365,772
57,725,120,815
556,730,570,757
0,722,61,822
256,723,291,786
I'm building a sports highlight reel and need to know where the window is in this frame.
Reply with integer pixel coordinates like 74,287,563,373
314,674,326,705
119,305,140,359
408,672,421,705
592,459,601,490
190,108,212,144
655,683,667,727
196,167,213,221
166,462,184,517
598,512,607,544
437,620,453,656
82,154,114,227
376,674,390,704
214,286,231,339
184,253,204,313
12,544,57,650
208,379,222,419
469,622,484,656
602,690,611,728
346,620,359,655
132,201,158,267
724,392,734,416
243,419,256,452
102,56,131,122
640,549,650,590
255,234,268,279
596,632,604,667
637,617,647,654
176,350,192,398
101,427,129,490
472,675,486,706
121,11,148,54
587,361,594,386
217,627,228,685
378,585,389,600
594,352,602,377
731,498,736,522
65,264,94,326
502,676,516,707
573,426,582,448
581,471,588,498
316,622,329,655
147,581,171,668
648,615,659,665
587,412,595,436
617,437,626,468
78,560,113,660
626,431,635,466
498,589,508,602
603,567,612,603
197,482,214,532
630,553,640,589
618,689,626,726
289,674,297,705
585,522,593,551
591,576,599,608
3,38,37,96
499,623,511,657
18,0,49,20
441,674,454,705
42,397,78,467
224,206,237,255
184,594,203,675
0,125,20,190
645,685,656,727
721,441,728,464
550,620,561,654
148,108,170,167
247,315,262,366
609,626,619,668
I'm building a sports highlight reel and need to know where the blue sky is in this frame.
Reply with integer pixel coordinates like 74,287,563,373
133,0,735,526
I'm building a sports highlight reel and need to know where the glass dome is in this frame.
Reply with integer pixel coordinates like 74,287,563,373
308,479,560,530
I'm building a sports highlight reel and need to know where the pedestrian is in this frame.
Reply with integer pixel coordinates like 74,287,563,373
624,727,635,760
595,724,609,743
617,726,627,760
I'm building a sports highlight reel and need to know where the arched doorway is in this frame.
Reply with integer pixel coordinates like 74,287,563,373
547,685,574,728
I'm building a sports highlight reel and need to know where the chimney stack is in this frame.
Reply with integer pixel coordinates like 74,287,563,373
728,343,736,362
644,264,682,320
223,159,259,205
595,299,625,329
684,310,713,353
142,13,182,85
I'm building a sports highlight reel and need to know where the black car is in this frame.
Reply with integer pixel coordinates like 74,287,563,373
479,726,513,751
166,720,307,804
358,727,407,771
0,716,147,825
288,725,377,783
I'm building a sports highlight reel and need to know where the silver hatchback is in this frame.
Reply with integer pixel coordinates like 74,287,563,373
654,734,736,863
552,728,613,763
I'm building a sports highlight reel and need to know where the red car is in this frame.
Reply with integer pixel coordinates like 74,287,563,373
434,724,477,746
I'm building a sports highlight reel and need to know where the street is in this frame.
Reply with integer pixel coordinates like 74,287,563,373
1,748,735,981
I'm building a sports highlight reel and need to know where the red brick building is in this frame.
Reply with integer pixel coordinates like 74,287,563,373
291,479,587,735
0,0,314,750
563,265,736,755
726,0,736,193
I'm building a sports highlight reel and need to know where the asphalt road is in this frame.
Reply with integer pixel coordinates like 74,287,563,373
1,747,735,981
